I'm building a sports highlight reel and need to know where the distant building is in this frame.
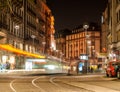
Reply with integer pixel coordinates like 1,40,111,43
66,23,101,64
55,22,101,72
55,29,71,56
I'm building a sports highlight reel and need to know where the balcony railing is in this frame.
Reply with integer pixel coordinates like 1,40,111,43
11,13,23,24
27,21,36,30
0,21,8,30
27,6,36,17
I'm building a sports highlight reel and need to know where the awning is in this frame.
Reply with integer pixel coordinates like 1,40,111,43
0,44,45,58
97,53,107,58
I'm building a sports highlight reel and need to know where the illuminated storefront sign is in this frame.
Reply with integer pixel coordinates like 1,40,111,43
80,54,88,60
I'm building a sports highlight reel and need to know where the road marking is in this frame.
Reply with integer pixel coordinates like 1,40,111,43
10,80,17,92
32,77,46,92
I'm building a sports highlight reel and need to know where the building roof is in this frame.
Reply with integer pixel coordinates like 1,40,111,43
54,28,72,38
55,22,101,38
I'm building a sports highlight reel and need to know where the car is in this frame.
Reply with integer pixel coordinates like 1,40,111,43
106,61,120,78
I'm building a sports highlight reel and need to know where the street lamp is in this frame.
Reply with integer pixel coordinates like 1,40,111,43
83,23,89,39
55,50,59,57
60,52,64,73
83,23,89,73
42,42,46,54
67,57,71,75
31,35,36,53
15,25,19,36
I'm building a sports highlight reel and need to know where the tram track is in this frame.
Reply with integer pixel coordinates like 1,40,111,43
1,74,119,92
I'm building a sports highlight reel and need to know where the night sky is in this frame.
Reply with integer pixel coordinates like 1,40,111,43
46,0,108,31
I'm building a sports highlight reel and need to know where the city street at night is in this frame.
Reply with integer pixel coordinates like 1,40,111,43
1,0,120,92
0,73,120,92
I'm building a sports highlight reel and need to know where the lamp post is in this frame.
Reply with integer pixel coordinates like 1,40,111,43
31,35,36,53
83,23,89,73
67,57,71,75
56,50,58,57
15,25,19,36
42,42,46,54
60,52,64,73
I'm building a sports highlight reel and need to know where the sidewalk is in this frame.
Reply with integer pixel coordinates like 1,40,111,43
0,69,106,76
0,69,46,76
63,81,119,92
67,70,106,76
62,73,119,92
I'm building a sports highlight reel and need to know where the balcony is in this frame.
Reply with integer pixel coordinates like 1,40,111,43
0,21,8,30
24,36,39,45
39,30,45,37
12,0,23,8
10,13,23,24
27,6,36,17
27,21,36,30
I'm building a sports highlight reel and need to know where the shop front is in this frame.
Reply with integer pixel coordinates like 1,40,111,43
0,44,45,71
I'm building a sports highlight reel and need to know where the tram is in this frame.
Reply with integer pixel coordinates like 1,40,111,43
25,56,68,74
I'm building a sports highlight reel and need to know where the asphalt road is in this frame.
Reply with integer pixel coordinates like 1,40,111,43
0,73,120,92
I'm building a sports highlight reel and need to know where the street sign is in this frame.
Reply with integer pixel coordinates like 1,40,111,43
80,54,88,60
